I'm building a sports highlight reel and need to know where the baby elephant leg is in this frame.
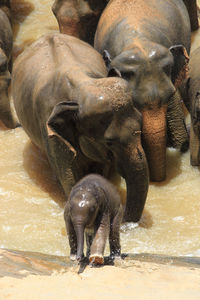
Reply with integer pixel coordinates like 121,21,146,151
89,213,110,265
109,208,123,259
86,232,94,257
64,204,77,260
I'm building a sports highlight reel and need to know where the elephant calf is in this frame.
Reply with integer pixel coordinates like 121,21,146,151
0,5,18,128
64,174,123,264
12,32,149,223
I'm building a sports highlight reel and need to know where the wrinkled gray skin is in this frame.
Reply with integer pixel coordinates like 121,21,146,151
52,0,109,45
0,6,18,128
64,173,122,264
180,47,200,166
94,0,191,182
12,33,149,222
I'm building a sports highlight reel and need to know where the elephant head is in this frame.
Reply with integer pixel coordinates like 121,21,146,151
67,188,100,261
47,76,149,222
52,0,108,45
103,42,189,181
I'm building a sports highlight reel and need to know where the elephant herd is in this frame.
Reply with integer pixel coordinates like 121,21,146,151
1,0,200,264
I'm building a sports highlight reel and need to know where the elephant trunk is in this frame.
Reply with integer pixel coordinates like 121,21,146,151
142,106,167,182
74,224,85,261
190,122,200,166
122,143,149,222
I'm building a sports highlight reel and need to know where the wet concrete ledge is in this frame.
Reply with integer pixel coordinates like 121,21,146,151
1,248,200,278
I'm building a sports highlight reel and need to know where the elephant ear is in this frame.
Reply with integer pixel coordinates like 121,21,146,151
47,101,79,151
169,45,189,89
103,50,122,78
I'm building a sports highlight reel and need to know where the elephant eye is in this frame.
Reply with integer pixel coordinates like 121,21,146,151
163,63,171,76
120,71,135,81
0,61,7,73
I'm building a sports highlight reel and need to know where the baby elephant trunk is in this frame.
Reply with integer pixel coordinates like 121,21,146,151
74,224,85,261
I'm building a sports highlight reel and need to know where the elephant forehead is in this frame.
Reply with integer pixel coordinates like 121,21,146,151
70,190,97,210
113,42,172,70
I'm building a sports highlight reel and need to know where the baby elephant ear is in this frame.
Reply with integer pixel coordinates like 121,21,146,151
169,45,189,88
47,101,79,148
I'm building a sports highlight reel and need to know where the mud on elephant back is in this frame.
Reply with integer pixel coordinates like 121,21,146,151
94,0,192,182
0,1,18,129
12,32,149,223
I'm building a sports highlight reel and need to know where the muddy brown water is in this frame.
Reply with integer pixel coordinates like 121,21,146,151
1,0,200,258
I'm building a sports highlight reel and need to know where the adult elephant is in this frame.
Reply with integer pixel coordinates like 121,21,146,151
12,33,149,222
0,4,18,129
94,0,191,182
52,0,109,45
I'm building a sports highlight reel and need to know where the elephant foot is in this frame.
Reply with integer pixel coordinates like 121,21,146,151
70,254,77,261
180,140,189,152
122,211,141,223
89,254,104,265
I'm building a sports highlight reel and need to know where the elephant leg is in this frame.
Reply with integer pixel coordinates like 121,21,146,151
0,89,18,129
109,209,123,258
167,90,189,152
86,232,94,258
183,0,199,31
89,213,110,265
64,203,77,260
190,122,200,165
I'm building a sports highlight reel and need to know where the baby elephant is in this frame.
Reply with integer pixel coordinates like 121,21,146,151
64,174,123,265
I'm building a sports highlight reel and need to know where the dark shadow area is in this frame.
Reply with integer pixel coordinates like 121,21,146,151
23,140,66,208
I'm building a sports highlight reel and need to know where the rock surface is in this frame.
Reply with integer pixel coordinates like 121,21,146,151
1,249,200,300
1,248,200,277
